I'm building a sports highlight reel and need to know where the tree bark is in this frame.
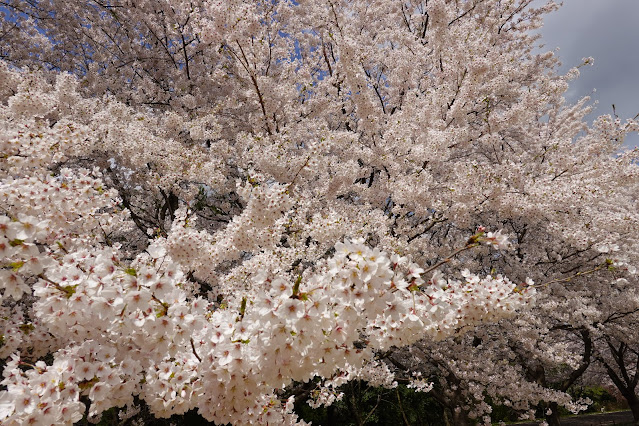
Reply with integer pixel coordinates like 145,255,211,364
451,410,474,426
346,382,364,426
545,401,562,426
621,392,639,424
600,339,639,425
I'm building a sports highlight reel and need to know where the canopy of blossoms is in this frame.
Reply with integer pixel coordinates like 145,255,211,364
0,0,637,424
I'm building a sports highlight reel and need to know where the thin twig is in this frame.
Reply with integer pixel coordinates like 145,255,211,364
286,156,311,189
190,338,202,362
421,243,479,276
532,263,609,289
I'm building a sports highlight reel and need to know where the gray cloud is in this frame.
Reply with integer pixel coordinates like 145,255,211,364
533,0,639,148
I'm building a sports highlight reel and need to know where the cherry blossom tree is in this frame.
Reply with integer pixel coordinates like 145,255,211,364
0,0,638,425
379,105,639,425
590,301,639,422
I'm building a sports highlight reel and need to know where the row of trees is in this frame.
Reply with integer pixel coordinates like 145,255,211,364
0,0,638,424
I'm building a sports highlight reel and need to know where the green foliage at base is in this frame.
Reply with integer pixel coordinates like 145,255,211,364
295,381,446,426
569,385,626,414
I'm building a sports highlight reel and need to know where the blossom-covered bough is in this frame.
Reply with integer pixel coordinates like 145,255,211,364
0,91,528,423
0,0,638,424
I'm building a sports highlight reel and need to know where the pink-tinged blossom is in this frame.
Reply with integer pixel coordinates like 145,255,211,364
0,0,637,424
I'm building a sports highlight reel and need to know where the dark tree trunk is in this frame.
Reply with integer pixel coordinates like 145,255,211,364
545,401,562,426
600,339,639,425
346,384,364,426
326,404,336,425
443,407,472,426
622,392,639,424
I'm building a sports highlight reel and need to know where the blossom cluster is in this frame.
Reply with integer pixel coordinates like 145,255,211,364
0,227,531,424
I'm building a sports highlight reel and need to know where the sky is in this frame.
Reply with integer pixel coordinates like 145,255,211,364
533,0,639,148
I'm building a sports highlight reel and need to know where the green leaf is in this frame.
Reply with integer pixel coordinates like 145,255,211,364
238,297,247,320
61,285,78,299
292,275,302,297
19,323,35,335
9,261,24,271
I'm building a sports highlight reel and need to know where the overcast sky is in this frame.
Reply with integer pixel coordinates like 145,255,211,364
532,0,639,148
